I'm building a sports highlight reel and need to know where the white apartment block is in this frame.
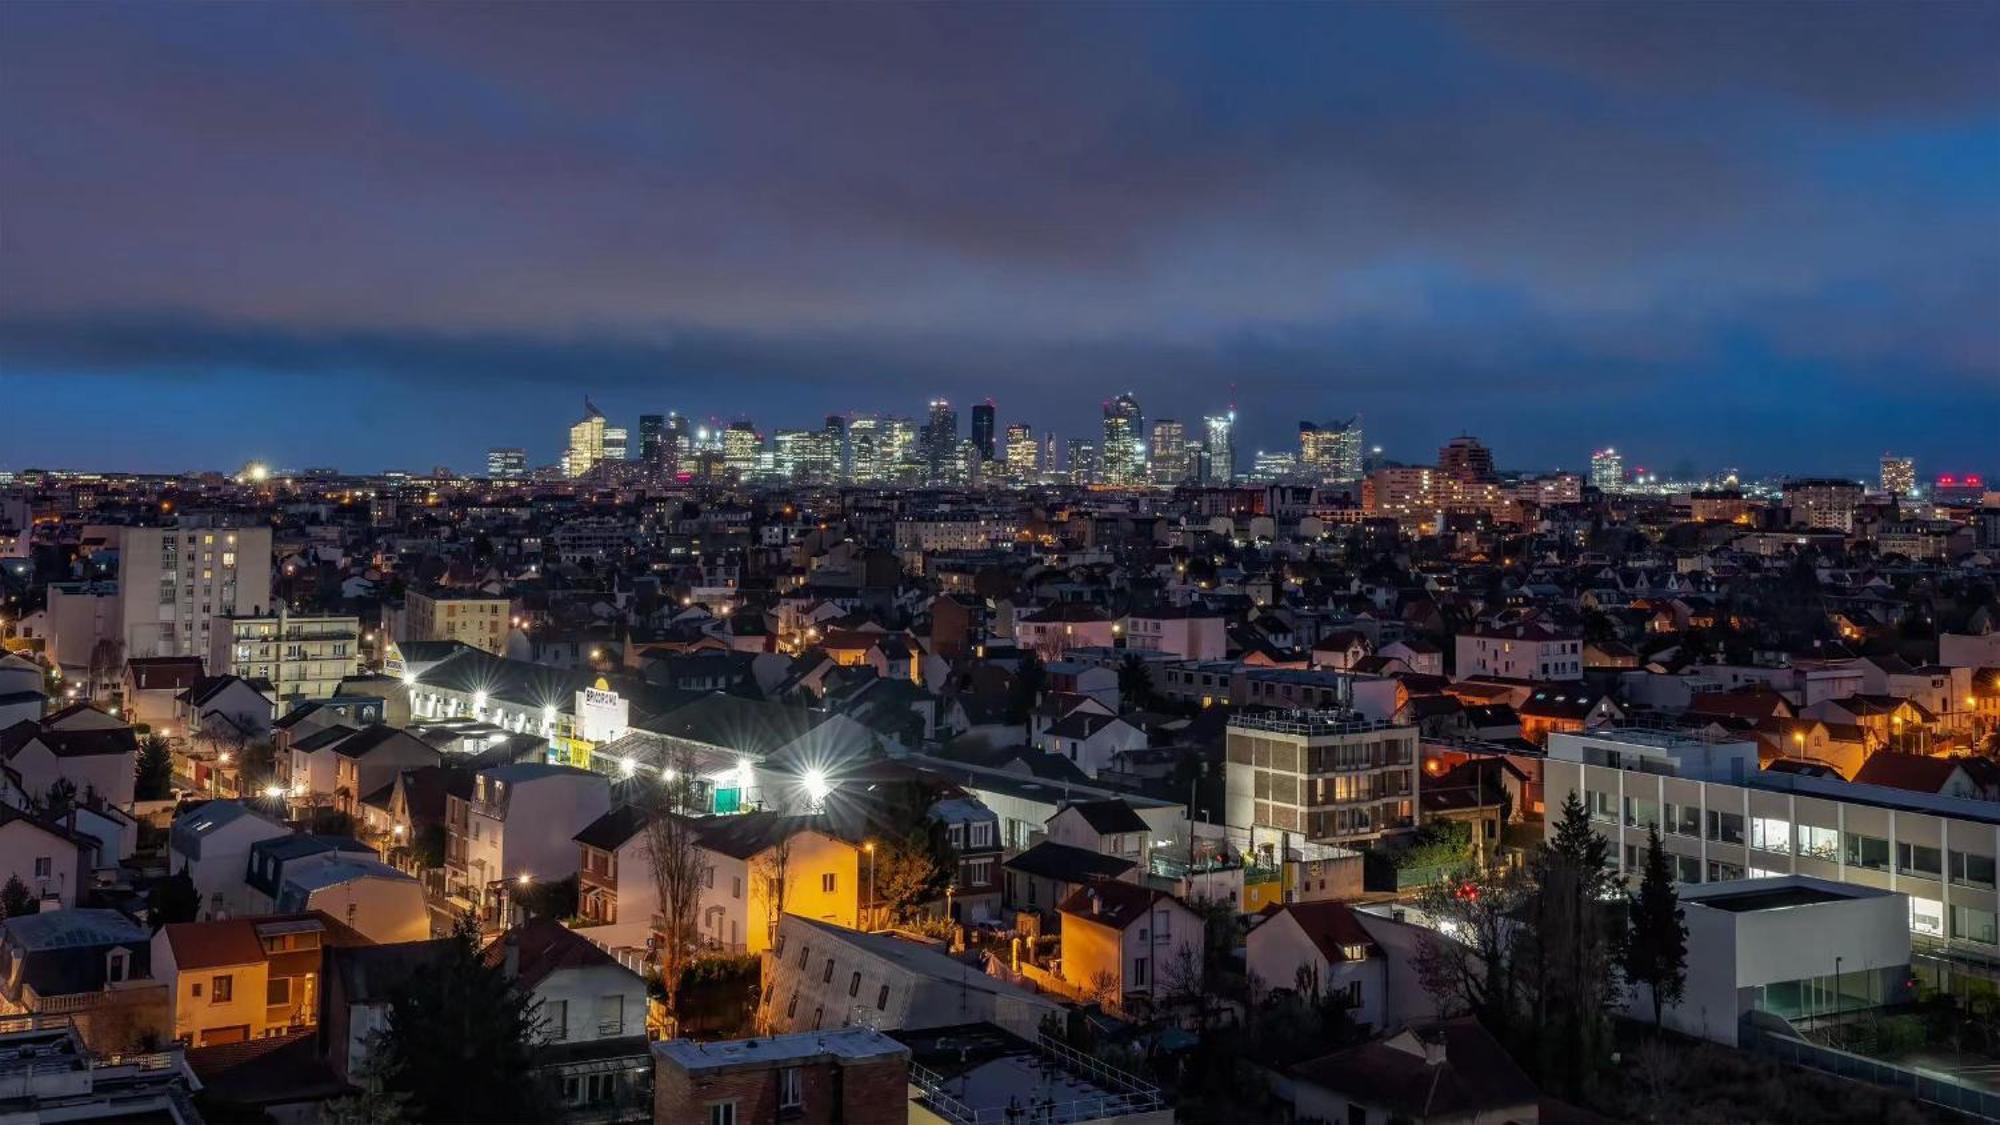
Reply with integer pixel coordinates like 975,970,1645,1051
1224,711,1419,845
1547,728,2000,961
1122,609,1227,661
118,524,273,660
210,612,360,704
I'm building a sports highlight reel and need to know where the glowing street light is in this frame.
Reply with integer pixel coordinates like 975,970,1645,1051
804,769,830,807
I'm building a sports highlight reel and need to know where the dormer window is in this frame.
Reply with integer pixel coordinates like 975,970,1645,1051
106,948,129,983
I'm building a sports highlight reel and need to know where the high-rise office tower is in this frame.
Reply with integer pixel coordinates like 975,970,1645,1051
1004,422,1037,483
603,426,629,463
1439,436,1496,481
1880,455,1916,498
639,414,665,465
1298,417,1364,482
722,421,762,479
848,415,883,483
774,429,818,483
970,402,997,462
486,448,528,481
923,399,958,485
1099,393,1144,486
1590,448,1625,493
566,399,607,478
1202,412,1236,484
1066,439,1097,486
820,415,848,483
1150,420,1190,484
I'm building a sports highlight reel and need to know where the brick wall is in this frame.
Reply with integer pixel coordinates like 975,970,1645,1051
656,1053,908,1125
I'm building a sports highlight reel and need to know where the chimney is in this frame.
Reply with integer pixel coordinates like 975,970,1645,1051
1089,891,1102,916
502,930,520,978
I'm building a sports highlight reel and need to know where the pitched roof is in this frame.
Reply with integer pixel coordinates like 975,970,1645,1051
1852,753,1967,793
1058,879,1173,930
575,803,651,851
10,726,138,760
1061,798,1148,835
1260,900,1381,964
329,939,455,1004
162,912,370,971
1001,840,1135,883
639,692,828,755
125,657,205,691
483,919,626,990
1290,1018,1540,1118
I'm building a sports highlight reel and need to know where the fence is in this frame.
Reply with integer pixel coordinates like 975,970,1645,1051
1743,1015,2000,1121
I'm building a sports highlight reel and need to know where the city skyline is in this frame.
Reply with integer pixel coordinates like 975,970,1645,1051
2,3,1995,473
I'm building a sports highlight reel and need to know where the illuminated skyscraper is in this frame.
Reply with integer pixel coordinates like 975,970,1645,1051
970,402,996,462
486,448,528,481
1590,448,1625,493
565,398,606,478
722,421,762,479
883,417,920,484
639,414,665,464
849,415,884,483
1202,412,1236,484
1438,435,1495,481
923,399,958,485
603,426,629,463
1880,455,1915,497
1005,422,1037,483
1298,417,1363,482
1150,419,1191,484
1099,393,1144,486
1066,439,1097,486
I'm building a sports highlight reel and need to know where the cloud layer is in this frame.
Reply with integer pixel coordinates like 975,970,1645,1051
1,2,1994,474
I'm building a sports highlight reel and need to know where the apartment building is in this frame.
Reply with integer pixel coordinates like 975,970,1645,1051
1454,619,1583,682
402,589,510,655
209,611,360,704
1546,728,2000,960
1783,478,1866,533
117,523,274,660
1224,711,1419,846
447,763,610,922
1122,608,1228,661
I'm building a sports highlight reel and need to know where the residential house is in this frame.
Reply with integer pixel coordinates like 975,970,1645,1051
1056,881,1203,1008
122,657,205,734
928,797,1001,924
167,800,293,920
152,911,371,1047
0,806,92,909
448,763,610,923
1002,840,1135,916
1035,713,1148,779
0,908,167,1052
1288,1019,1541,1125
1,718,138,810
487,921,652,1123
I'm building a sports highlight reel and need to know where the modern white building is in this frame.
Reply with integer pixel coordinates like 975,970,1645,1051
1224,711,1419,846
448,763,609,921
1547,728,2000,962
166,800,292,919
1640,876,1911,1045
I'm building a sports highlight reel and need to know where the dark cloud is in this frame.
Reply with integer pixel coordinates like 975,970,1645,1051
0,2,1993,473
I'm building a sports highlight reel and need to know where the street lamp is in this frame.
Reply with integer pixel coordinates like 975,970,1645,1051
864,842,876,929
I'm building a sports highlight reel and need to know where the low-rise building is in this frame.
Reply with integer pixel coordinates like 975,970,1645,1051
758,915,1061,1040
152,912,371,1048
488,921,652,1122
0,910,167,1052
1056,881,1203,1009
654,1026,910,1125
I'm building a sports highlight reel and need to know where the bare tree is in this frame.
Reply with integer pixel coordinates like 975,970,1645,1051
641,742,707,1029
750,832,793,947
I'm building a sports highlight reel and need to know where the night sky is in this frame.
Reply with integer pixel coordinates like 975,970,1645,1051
2,3,1995,478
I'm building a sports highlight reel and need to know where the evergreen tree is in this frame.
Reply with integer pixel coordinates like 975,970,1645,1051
373,917,548,1122
149,865,201,930
0,875,37,919
1624,825,1689,1030
1008,652,1046,734
1117,653,1161,712
135,734,175,801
